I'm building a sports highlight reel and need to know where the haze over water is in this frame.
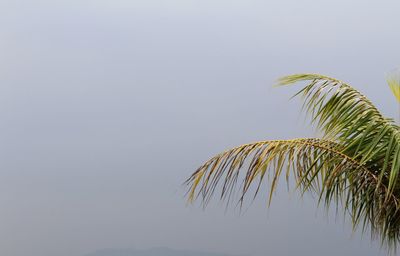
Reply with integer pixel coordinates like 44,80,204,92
1,1,399,256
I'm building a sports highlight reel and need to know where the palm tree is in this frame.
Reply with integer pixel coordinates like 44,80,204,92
185,72,400,249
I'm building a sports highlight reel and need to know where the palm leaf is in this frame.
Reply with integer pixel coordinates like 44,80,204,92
185,73,400,250
186,139,400,246
278,74,400,195
386,68,400,102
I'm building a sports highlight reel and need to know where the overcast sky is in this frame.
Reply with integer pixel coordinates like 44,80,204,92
0,1,400,256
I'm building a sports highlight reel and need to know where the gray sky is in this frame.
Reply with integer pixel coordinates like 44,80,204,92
0,1,399,256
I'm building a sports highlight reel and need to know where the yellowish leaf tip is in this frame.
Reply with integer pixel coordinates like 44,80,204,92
386,67,400,102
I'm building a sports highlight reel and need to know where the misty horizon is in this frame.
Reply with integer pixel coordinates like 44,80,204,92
1,1,399,256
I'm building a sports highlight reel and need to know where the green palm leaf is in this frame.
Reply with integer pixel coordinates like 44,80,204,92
278,74,400,196
386,68,400,102
185,73,400,250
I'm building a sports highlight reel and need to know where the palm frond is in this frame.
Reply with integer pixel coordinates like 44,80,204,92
278,74,400,195
186,73,400,250
186,139,400,245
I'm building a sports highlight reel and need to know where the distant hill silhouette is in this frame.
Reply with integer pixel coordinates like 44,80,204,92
83,247,238,256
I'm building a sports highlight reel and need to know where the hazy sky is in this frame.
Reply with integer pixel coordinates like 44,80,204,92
1,1,400,256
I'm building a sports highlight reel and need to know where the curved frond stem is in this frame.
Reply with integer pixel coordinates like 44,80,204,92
185,138,400,245
278,74,386,122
